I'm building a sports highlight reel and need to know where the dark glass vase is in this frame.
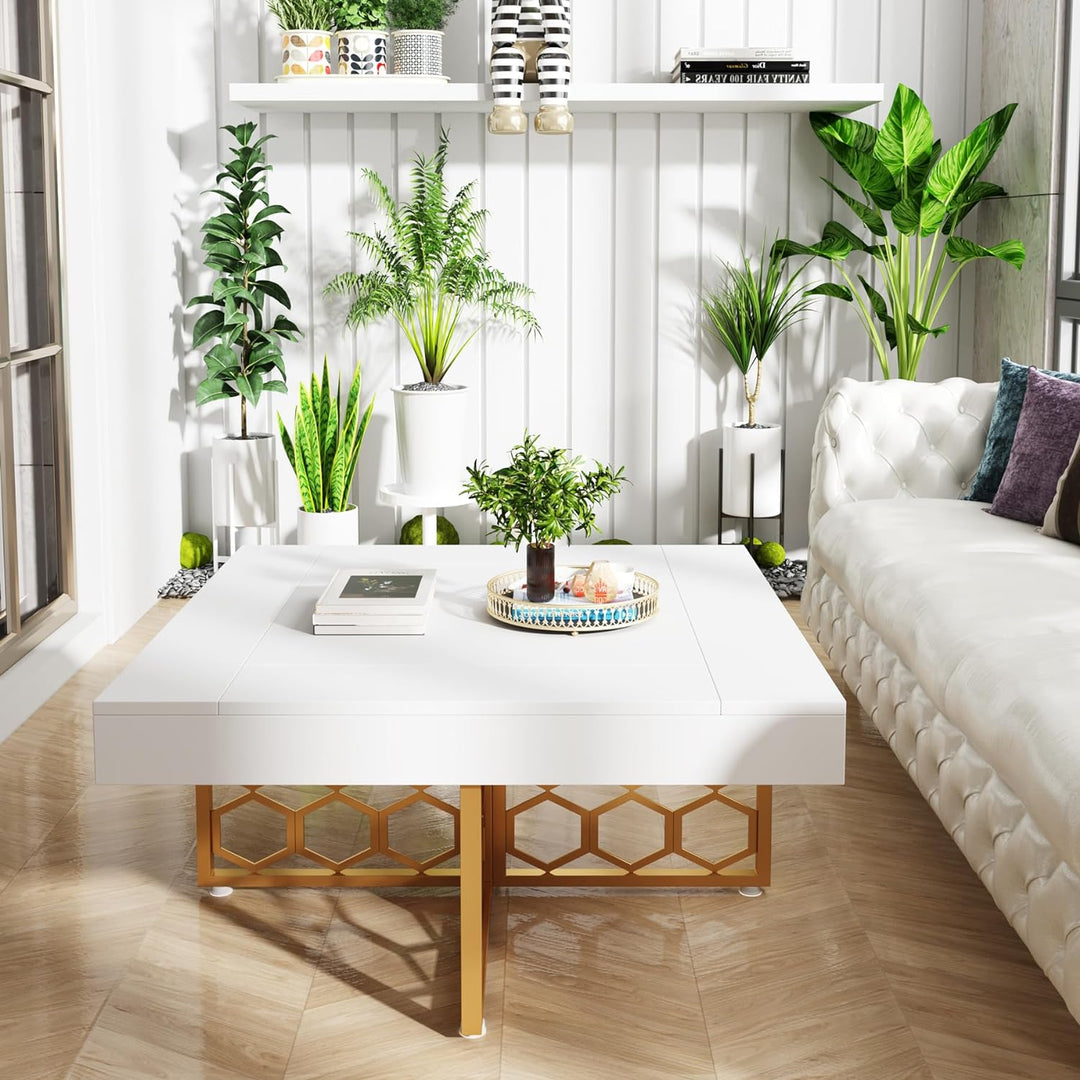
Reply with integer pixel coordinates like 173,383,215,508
526,543,556,603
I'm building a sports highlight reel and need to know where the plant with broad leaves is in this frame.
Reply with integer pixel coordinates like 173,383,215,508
266,0,337,30
326,127,539,385
332,0,388,29
463,433,627,551
278,357,375,513
703,236,818,427
188,123,301,438
774,83,1025,380
386,0,459,30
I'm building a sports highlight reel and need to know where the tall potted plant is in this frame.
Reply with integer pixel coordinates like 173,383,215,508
279,358,375,544
327,127,539,499
775,83,1025,380
387,0,460,76
188,122,301,536
268,0,336,76
463,433,626,603
703,238,817,520
333,0,389,74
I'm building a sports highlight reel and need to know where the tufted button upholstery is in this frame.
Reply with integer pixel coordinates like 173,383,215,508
807,376,997,534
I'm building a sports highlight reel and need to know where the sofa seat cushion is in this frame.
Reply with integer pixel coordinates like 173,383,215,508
814,497,1080,876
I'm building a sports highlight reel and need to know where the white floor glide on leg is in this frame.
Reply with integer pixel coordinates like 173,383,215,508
459,1021,487,1039
739,886,764,898
208,886,233,897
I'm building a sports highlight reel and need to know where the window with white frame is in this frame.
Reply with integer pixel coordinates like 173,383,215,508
1059,0,1080,371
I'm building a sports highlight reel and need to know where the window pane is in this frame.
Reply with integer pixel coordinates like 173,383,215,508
1059,317,1080,375
13,355,60,619
1,84,51,353
0,0,42,81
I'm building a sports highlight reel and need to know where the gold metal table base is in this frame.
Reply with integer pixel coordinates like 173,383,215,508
194,784,772,1038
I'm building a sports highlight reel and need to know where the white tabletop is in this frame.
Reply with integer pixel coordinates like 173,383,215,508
94,545,845,786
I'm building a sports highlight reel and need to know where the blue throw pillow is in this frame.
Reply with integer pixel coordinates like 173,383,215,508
967,358,1080,502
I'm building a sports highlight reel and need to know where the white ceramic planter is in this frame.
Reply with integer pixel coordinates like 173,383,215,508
392,383,469,499
212,433,278,528
722,424,783,519
337,29,389,74
391,29,443,75
296,506,359,545
280,29,332,75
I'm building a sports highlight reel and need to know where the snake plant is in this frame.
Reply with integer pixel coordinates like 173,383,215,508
278,358,375,513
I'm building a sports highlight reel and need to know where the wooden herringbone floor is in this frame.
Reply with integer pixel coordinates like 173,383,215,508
1,599,1078,1079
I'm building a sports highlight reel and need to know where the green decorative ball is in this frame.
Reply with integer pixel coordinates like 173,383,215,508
594,538,631,545
400,515,460,545
180,532,213,569
756,541,786,568
741,536,763,547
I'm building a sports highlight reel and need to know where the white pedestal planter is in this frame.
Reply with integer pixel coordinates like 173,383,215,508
337,30,388,74
391,30,443,75
296,506,359,545
721,424,783,519
211,434,279,565
280,30,332,75
392,384,469,500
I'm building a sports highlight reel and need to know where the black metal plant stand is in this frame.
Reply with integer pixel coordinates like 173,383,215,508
717,448,786,545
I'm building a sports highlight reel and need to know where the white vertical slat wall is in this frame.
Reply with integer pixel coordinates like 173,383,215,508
180,0,985,551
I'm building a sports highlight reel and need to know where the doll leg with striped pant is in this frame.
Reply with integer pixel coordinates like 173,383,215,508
489,0,528,134
535,0,572,133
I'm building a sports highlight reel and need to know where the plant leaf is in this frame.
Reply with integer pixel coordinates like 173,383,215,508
945,236,1026,270
823,180,887,237
907,313,950,337
926,102,1017,209
192,310,225,347
859,275,898,350
874,84,934,195
806,282,853,300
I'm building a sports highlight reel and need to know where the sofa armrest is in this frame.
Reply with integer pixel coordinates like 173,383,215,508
807,377,998,535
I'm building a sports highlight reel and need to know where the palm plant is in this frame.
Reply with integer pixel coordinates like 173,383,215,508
703,239,817,427
266,0,337,30
326,128,539,385
278,358,375,513
774,84,1025,380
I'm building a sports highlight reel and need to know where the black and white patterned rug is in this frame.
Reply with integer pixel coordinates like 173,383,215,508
760,559,806,600
157,566,214,599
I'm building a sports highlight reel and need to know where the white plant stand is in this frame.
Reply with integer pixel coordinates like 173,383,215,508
378,483,470,546
211,454,280,569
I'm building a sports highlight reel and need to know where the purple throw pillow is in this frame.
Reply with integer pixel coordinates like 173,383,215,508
990,367,1080,524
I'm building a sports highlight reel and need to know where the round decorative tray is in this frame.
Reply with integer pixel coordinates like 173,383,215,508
486,566,659,633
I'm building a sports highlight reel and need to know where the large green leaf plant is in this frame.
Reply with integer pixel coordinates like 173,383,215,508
188,122,301,437
775,84,1025,380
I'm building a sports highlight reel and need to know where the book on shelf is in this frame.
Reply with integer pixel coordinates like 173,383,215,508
673,59,809,74
675,46,794,61
675,71,811,85
314,568,436,617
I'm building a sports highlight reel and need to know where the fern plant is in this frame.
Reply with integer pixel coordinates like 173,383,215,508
188,122,300,438
278,358,375,513
266,0,337,30
326,128,539,385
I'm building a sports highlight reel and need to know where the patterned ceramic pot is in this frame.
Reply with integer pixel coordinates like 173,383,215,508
391,29,443,76
280,30,332,76
337,29,389,74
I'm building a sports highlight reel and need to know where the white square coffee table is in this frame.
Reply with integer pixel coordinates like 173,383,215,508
94,543,845,1037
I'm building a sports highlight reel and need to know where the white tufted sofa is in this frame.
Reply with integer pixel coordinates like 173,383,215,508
804,376,1080,1023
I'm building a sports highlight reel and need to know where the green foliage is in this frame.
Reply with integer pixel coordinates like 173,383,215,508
187,123,301,437
277,358,375,513
332,0,388,29
386,0,458,30
463,433,627,551
702,237,817,426
266,0,336,30
774,83,1024,380
327,129,538,384
400,514,460,544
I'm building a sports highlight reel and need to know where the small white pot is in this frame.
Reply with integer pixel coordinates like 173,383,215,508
297,506,359,545
722,424,783,519
338,29,389,74
212,433,278,528
391,29,444,76
392,383,469,499
280,29,333,75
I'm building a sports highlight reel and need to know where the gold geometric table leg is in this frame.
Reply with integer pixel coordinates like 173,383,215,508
459,784,488,1038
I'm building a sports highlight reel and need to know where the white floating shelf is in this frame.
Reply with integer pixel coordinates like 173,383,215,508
230,81,883,116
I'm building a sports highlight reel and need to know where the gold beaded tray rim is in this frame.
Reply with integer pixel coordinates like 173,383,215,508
485,566,660,634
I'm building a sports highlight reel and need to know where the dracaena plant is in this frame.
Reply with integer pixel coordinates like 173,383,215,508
266,0,337,30
774,84,1025,380
326,128,539,384
463,433,627,550
188,122,301,438
333,0,388,28
703,237,818,427
278,358,375,513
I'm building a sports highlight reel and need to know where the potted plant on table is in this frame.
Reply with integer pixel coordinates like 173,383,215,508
703,237,817,522
463,432,626,603
774,83,1025,380
333,0,389,74
326,127,539,500
386,0,460,76
278,358,375,544
267,0,336,76
188,122,301,544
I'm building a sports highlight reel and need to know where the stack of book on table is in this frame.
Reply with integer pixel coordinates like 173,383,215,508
672,47,810,85
313,568,436,636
